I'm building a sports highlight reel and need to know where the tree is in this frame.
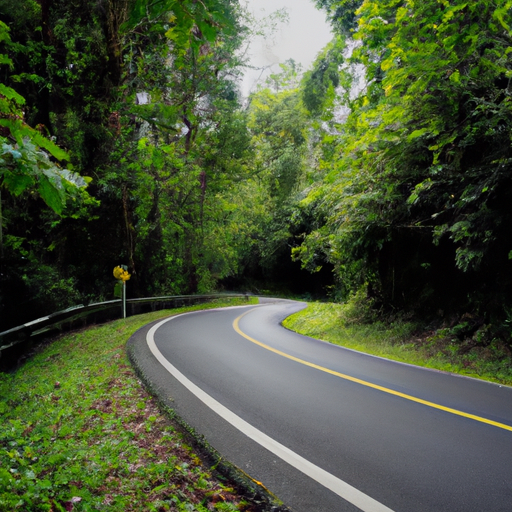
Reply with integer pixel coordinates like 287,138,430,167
0,21,90,214
294,0,512,318
232,68,336,295
110,0,250,294
314,0,364,34
0,0,253,328
301,38,345,118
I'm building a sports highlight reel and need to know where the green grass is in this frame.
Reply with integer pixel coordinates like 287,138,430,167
0,297,260,512
283,301,512,386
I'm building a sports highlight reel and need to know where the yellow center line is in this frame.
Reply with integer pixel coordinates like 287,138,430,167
233,309,512,433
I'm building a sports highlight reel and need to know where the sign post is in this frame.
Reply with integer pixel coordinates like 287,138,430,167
113,265,131,318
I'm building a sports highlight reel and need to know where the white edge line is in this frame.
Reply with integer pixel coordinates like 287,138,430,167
146,311,395,512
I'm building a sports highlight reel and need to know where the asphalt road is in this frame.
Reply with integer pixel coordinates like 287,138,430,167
128,299,512,512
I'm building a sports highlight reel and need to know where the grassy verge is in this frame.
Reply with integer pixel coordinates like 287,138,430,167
0,297,266,512
283,301,512,386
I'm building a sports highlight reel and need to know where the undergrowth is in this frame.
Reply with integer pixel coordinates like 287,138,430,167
0,297,261,512
283,297,512,386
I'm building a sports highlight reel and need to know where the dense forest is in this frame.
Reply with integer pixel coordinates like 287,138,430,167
1,0,512,345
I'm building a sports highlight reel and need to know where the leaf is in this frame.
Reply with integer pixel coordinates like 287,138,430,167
407,192,419,205
196,20,216,43
38,174,64,214
31,132,69,162
2,172,34,195
493,5,511,31
0,55,12,66
1,143,22,160
449,70,461,83
0,84,24,106
407,128,428,142
0,120,69,163
59,169,90,189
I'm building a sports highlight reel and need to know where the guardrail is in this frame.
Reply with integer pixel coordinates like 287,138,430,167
0,294,249,365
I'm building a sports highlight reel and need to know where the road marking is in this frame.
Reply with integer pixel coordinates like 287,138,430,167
147,312,395,512
233,309,512,433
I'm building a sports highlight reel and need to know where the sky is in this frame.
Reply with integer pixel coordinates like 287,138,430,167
240,0,333,96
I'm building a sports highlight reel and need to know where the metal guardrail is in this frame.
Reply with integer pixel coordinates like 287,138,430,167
0,293,249,356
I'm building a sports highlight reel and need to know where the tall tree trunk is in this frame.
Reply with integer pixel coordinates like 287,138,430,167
199,169,206,232
105,0,129,87
39,0,52,45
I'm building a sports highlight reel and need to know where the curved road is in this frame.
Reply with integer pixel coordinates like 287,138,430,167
128,299,512,512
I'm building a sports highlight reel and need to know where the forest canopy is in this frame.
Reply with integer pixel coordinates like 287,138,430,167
300,0,512,324
1,0,512,345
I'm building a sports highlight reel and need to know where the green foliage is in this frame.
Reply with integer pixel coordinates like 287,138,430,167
123,0,241,58
301,37,345,116
247,87,308,200
264,59,303,92
108,7,250,294
314,0,364,34
8,0,512,340
0,0,253,326
349,0,512,273
239,86,309,282
0,21,91,214
1,139,91,214
293,0,512,320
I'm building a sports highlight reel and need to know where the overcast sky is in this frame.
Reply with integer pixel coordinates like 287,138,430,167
240,0,333,95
